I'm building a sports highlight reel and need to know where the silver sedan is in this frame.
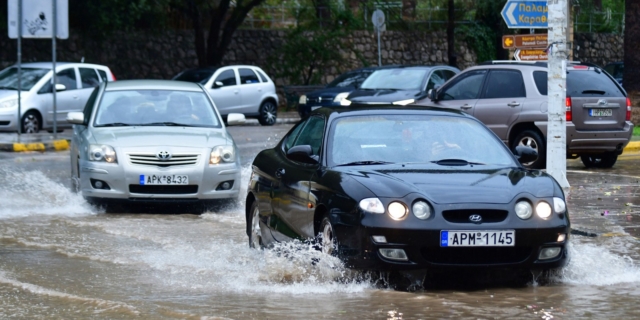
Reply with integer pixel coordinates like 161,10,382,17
67,79,245,210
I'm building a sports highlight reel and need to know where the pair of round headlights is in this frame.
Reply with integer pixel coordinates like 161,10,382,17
359,198,431,221
515,197,566,220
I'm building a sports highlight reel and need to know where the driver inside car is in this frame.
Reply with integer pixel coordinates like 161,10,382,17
167,94,200,123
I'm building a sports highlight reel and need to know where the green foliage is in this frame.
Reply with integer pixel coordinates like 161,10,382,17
69,0,170,33
456,23,496,63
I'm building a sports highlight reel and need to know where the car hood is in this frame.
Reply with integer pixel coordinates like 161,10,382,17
0,90,19,102
90,126,232,148
347,89,424,103
338,166,554,204
306,86,355,98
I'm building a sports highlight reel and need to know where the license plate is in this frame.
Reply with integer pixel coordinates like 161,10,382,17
589,109,612,117
440,230,515,247
139,174,188,185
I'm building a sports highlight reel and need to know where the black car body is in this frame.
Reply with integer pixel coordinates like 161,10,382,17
345,66,460,105
246,105,570,275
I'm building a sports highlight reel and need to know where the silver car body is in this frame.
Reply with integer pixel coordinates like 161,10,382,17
69,80,242,204
0,62,115,133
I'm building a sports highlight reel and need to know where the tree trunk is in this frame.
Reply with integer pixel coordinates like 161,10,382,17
314,0,332,27
624,0,640,125
402,0,417,20
447,0,457,68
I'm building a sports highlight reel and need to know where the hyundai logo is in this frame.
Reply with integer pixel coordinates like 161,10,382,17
469,214,482,223
597,99,608,106
156,151,171,160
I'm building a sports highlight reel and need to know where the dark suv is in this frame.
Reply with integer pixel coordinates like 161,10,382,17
416,61,633,169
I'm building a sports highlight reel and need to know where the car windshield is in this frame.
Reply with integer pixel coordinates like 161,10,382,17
326,71,371,88
94,90,221,128
329,114,516,166
360,69,428,90
173,70,215,84
0,67,50,91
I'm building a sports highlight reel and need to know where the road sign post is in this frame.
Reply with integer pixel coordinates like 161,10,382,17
372,9,385,66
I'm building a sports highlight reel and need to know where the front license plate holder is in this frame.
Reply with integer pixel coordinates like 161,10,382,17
440,230,515,247
140,174,189,185
589,109,612,117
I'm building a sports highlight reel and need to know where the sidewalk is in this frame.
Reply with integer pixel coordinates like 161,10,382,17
0,111,302,152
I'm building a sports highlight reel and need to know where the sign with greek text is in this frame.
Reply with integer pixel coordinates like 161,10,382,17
501,0,548,29
514,49,548,61
502,34,548,49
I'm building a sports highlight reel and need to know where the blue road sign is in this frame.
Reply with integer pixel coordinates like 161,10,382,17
501,0,548,29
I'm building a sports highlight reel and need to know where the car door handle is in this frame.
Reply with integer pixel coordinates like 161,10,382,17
508,102,521,107
234,90,239,94
275,168,285,178
73,96,79,100
460,104,472,110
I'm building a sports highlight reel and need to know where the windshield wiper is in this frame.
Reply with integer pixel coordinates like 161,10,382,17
99,123,132,127
431,159,485,166
0,86,17,90
581,89,606,95
336,160,394,166
140,122,195,127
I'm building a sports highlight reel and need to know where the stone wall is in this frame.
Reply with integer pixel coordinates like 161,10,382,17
572,33,623,67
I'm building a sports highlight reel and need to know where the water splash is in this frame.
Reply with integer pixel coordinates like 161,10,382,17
560,241,640,285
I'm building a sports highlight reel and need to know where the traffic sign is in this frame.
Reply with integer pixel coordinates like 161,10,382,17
514,49,548,61
8,0,69,39
502,34,548,49
501,0,548,29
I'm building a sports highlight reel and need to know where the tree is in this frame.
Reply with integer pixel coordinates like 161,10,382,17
446,0,456,68
624,0,640,124
172,0,268,67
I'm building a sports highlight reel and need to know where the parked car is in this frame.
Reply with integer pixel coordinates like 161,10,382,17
416,61,633,169
67,79,245,211
246,105,569,284
0,62,115,133
297,65,399,120
172,65,279,126
343,65,460,105
603,61,623,87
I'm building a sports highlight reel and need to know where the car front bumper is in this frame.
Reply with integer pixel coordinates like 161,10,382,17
0,112,19,132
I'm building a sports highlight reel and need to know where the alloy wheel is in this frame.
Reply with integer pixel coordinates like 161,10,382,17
516,136,539,166
321,218,335,256
22,113,40,134
259,102,277,126
250,204,262,249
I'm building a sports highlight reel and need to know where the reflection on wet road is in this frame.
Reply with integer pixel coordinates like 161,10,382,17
0,133,639,319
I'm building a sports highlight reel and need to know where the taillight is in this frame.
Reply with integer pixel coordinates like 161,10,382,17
566,97,572,122
626,97,632,121
110,71,117,81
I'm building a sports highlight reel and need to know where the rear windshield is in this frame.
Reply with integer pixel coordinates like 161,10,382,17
533,70,624,97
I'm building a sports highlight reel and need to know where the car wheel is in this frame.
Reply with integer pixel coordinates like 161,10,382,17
71,158,81,193
580,153,618,169
248,201,263,249
258,100,277,126
512,129,546,169
21,110,41,134
319,216,336,256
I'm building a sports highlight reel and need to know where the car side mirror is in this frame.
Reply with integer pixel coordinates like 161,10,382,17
428,87,439,101
226,113,246,126
514,146,538,165
66,111,84,125
213,81,224,88
55,84,66,92
286,145,318,164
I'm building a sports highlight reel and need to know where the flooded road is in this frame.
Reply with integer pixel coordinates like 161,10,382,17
1,127,639,319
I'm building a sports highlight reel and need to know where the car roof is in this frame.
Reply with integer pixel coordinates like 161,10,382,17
311,104,470,119
11,62,109,69
105,79,204,91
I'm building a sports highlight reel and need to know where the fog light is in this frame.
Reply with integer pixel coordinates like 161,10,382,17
379,248,408,261
90,178,110,190
557,233,566,242
538,247,562,260
216,180,234,191
372,235,387,243
94,181,103,189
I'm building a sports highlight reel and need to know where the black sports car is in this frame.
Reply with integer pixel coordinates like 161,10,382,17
245,105,569,279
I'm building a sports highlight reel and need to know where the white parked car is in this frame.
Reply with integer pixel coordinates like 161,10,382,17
172,65,279,125
0,62,116,133
67,79,245,212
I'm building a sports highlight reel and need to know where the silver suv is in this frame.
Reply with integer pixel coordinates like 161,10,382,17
416,61,633,169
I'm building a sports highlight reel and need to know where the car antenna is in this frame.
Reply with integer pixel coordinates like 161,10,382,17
81,56,85,63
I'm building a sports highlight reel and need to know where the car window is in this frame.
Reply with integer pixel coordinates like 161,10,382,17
360,69,428,90
38,68,78,93
482,70,525,99
284,121,306,152
97,69,108,82
293,116,325,156
439,69,487,100
614,64,623,79
604,64,616,75
255,69,269,82
440,70,457,81
533,71,547,95
327,71,372,88
214,69,237,87
0,67,49,91
79,68,101,88
534,70,625,97
82,86,100,125
426,71,446,92
239,68,260,85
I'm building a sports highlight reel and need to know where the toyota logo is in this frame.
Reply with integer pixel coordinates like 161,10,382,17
469,214,482,223
156,151,171,160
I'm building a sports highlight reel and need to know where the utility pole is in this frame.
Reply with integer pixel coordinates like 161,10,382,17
546,0,570,190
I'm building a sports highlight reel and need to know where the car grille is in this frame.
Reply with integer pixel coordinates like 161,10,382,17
421,247,532,265
129,185,198,194
0,121,9,125
128,153,199,167
442,209,508,223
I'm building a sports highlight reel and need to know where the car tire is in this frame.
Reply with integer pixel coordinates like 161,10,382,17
580,153,618,169
512,129,546,169
258,100,277,126
248,200,263,249
21,110,41,134
318,216,336,256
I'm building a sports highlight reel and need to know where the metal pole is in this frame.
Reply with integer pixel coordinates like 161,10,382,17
546,0,570,190
52,0,57,139
17,0,22,138
377,27,381,66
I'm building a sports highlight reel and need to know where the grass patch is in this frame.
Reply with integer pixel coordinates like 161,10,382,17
634,126,640,136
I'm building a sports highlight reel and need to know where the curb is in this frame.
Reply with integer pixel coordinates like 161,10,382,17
0,139,70,152
624,141,640,153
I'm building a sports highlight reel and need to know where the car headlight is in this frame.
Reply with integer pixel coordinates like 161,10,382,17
299,94,307,104
392,99,415,106
88,145,117,163
210,145,235,164
359,198,385,214
388,201,407,220
536,201,552,219
333,92,350,103
515,200,533,219
340,99,352,106
0,99,18,109
412,201,431,220
553,197,566,214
